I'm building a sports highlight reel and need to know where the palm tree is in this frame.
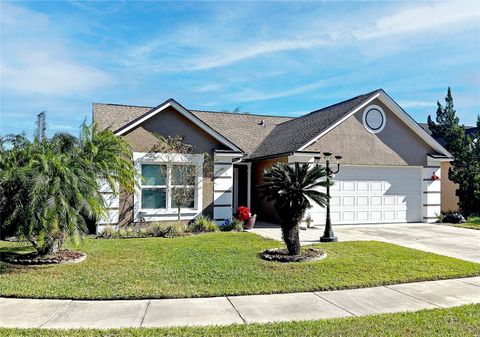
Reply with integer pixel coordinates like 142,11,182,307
259,162,330,255
0,122,136,255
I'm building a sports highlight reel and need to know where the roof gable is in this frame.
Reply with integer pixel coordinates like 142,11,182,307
249,89,382,159
111,99,242,152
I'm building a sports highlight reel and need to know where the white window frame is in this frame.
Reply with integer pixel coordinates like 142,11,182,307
133,152,204,222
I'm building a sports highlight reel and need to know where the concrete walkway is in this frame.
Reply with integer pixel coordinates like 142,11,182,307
1,277,479,328
252,222,480,263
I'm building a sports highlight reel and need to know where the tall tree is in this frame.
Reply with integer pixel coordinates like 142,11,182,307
427,88,480,216
427,87,465,156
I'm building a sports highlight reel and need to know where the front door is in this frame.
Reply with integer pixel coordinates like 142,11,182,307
233,164,249,211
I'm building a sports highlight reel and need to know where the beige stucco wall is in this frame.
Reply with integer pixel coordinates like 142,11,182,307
118,107,224,225
252,156,288,223
305,98,436,166
441,161,459,212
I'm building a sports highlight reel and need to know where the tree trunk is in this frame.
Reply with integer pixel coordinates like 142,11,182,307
282,225,301,255
177,206,181,222
35,238,62,256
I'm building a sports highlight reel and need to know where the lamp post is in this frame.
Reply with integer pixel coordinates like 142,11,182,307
317,152,342,242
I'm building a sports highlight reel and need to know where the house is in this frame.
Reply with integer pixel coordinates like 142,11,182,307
93,89,452,232
418,123,478,212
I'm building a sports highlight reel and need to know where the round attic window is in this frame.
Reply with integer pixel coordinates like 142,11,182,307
362,105,386,133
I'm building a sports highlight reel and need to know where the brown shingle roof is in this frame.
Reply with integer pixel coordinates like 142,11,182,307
92,103,292,154
93,89,384,157
250,89,382,159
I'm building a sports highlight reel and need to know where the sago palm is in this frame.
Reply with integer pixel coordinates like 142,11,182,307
0,122,137,255
259,162,330,255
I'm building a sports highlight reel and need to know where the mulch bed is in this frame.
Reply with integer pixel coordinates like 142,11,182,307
260,247,326,263
1,250,86,265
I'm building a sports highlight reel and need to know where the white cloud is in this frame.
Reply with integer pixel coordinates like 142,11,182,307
229,79,327,103
397,100,436,109
0,3,111,96
355,2,480,39
124,2,480,73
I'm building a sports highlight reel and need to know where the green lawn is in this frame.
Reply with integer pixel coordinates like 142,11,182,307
454,216,480,230
1,304,479,337
1,232,479,299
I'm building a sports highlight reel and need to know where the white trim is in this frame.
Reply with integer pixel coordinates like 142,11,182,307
133,152,204,222
298,92,381,150
298,91,452,158
362,105,386,134
247,162,251,209
115,100,242,152
233,167,239,210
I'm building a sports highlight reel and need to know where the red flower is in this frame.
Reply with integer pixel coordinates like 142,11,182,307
236,206,251,221
431,174,440,181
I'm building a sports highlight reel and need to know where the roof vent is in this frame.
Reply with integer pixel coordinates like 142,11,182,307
258,120,266,127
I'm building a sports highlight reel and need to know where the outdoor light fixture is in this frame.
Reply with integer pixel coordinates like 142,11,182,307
320,152,342,242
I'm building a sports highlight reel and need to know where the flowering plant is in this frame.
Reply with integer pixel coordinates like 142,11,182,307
236,206,251,222
431,173,440,181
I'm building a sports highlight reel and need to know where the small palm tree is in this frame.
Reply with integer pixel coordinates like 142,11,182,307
0,122,136,255
259,162,330,255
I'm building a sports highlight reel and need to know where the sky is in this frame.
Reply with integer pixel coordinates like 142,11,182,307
1,1,479,137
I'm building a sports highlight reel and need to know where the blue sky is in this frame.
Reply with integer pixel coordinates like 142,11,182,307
1,1,479,137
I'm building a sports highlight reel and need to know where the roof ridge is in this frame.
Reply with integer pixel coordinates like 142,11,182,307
93,102,295,119
274,89,383,127
93,102,154,109
191,109,294,119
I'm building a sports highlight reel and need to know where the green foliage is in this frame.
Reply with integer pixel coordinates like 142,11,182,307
259,162,329,255
150,222,186,238
0,122,137,255
97,223,186,239
220,218,244,232
428,88,480,216
187,215,219,233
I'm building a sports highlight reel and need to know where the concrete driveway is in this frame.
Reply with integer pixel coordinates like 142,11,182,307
252,222,480,263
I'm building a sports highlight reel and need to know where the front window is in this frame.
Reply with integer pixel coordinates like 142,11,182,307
141,164,167,209
140,163,197,210
171,165,195,209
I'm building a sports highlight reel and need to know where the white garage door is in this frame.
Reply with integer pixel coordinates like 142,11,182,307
310,166,422,224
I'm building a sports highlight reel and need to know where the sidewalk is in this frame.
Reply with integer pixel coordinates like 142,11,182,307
1,277,479,329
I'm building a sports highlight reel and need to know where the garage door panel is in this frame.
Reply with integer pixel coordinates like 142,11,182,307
310,166,422,224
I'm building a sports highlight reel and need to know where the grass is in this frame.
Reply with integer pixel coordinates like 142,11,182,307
454,216,480,230
1,304,479,336
0,232,479,299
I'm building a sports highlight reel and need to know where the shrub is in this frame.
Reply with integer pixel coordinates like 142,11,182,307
98,226,117,239
220,218,244,232
150,222,186,238
442,211,466,224
188,215,219,233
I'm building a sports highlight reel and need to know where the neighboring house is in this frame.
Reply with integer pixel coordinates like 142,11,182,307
419,123,478,212
93,89,452,232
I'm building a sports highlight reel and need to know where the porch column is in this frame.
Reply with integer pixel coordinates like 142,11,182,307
213,151,241,226
422,156,442,223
